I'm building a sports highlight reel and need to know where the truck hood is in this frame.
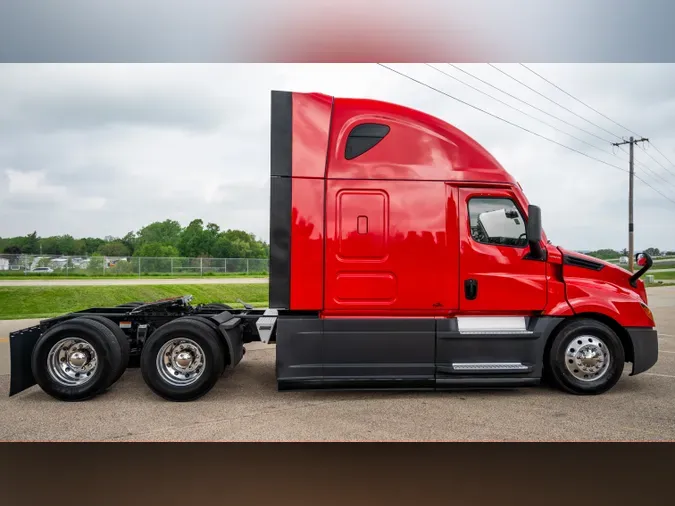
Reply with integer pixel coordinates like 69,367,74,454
556,246,648,303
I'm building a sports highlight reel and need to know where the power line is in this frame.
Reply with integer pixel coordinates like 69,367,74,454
617,146,675,188
377,64,626,174
455,62,675,187
487,63,623,142
431,64,657,173
636,160,675,190
425,64,618,158
489,63,675,189
446,63,613,145
638,143,675,178
518,63,643,139
648,143,675,171
518,63,675,179
376,63,675,206
515,63,675,184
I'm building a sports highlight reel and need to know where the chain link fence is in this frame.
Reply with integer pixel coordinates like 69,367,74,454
0,254,269,277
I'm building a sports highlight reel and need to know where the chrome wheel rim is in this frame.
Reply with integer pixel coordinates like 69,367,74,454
564,335,611,382
47,338,99,386
156,338,205,387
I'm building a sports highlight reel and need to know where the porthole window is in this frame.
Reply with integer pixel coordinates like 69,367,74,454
345,123,390,160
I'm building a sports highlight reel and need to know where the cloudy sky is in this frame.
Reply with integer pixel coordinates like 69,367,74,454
1,63,674,251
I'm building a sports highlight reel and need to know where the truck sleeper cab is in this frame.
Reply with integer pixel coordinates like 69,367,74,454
8,90,659,403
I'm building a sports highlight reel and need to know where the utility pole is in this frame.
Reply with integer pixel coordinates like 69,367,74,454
612,136,649,272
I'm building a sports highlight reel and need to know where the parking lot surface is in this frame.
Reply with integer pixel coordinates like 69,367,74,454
1,287,674,441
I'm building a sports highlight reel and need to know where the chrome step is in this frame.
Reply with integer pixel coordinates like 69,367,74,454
452,362,529,371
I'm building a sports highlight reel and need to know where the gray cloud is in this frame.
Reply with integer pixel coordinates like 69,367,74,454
0,65,248,134
1,63,674,252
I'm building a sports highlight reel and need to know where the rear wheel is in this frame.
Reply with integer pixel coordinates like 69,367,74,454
140,318,225,401
547,319,625,395
31,318,123,401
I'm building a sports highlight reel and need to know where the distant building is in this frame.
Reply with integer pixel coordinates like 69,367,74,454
0,258,9,270
51,258,68,269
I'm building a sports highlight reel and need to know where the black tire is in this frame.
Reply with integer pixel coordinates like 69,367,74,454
547,319,625,395
201,303,233,311
30,318,123,402
79,315,130,385
140,318,225,402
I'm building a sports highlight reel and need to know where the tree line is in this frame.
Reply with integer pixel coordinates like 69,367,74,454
585,248,672,260
2,222,669,261
0,219,270,259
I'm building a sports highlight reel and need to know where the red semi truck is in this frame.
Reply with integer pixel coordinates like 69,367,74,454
9,90,659,402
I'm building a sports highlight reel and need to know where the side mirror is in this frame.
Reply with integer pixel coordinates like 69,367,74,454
630,252,653,287
526,204,545,260
636,253,647,267
526,205,542,243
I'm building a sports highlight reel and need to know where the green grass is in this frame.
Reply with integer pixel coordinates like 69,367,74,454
609,259,675,267
649,262,675,270
653,271,675,280
0,272,269,281
0,283,269,320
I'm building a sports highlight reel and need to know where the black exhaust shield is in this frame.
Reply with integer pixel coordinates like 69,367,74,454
269,90,293,309
8,325,41,396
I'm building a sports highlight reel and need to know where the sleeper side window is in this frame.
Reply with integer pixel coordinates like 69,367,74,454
468,197,527,247
345,123,390,160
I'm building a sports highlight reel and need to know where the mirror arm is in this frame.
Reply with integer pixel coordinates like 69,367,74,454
525,240,546,261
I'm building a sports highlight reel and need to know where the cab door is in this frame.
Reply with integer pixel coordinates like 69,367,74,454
458,188,547,313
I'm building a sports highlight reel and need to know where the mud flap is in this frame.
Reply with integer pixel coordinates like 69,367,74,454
9,325,42,396
209,311,245,368
218,323,245,368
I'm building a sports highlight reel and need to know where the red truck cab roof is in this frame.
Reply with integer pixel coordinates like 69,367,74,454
273,90,517,185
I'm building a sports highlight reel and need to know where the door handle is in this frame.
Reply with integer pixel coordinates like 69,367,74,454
357,215,368,234
464,279,478,300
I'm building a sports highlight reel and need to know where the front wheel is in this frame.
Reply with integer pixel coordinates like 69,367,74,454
547,319,625,395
